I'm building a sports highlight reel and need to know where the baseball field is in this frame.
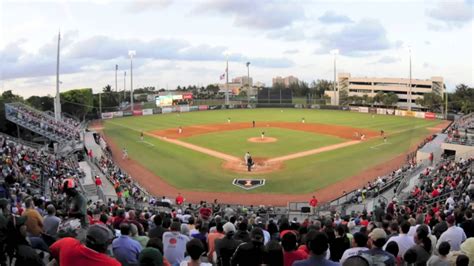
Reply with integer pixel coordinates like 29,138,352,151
101,108,448,205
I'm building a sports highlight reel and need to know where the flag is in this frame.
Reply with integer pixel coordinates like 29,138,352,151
220,73,225,80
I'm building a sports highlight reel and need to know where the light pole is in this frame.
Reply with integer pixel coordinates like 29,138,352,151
330,49,339,105
407,46,412,111
246,62,250,103
115,64,118,105
128,50,136,111
54,31,62,121
123,71,126,104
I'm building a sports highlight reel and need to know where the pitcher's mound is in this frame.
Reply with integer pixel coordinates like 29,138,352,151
248,137,277,143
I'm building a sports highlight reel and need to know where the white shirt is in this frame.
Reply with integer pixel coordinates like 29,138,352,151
437,226,467,251
340,247,369,264
384,234,415,257
163,231,190,264
408,225,432,237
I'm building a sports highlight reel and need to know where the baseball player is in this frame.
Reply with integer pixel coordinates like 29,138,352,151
178,126,183,134
384,136,387,143
261,131,265,139
140,131,144,141
252,120,256,128
122,148,128,160
302,117,305,123
360,134,366,141
227,117,231,123
244,152,251,163
247,155,254,172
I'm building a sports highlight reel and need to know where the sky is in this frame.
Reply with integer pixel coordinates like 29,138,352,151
1,0,473,97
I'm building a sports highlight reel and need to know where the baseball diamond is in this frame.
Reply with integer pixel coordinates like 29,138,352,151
101,108,449,205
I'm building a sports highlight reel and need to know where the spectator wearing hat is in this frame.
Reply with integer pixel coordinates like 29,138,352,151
281,231,307,266
384,221,415,257
215,222,242,266
359,228,395,266
64,179,88,227
437,215,467,251
231,227,266,265
112,222,142,265
162,221,190,265
49,224,120,266
340,232,369,264
293,231,338,266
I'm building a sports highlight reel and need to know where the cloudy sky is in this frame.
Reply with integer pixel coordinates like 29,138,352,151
1,0,473,97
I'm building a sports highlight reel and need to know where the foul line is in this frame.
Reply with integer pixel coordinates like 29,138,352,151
137,140,155,147
370,142,392,150
106,120,432,164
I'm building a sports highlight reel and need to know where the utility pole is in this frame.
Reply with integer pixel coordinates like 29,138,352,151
129,50,136,111
99,92,102,115
123,71,126,103
54,31,62,121
225,59,229,105
246,62,250,104
408,47,412,111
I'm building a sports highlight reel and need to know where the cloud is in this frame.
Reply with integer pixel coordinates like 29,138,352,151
266,26,306,41
314,19,392,56
318,11,353,24
372,56,400,64
283,49,299,54
426,1,474,30
195,0,304,30
1,35,293,80
126,0,173,13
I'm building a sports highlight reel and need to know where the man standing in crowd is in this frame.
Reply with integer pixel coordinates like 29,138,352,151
293,231,339,266
231,227,266,265
360,228,395,265
384,221,414,257
309,196,318,214
43,204,60,238
215,222,242,266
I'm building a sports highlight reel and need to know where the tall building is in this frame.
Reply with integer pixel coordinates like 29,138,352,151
232,76,253,87
272,75,299,87
325,73,445,110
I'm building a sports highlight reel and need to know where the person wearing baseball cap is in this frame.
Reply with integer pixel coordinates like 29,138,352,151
50,224,120,266
359,228,395,265
215,222,242,266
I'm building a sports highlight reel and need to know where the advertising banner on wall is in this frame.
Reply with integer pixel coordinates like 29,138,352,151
113,111,123,118
386,109,395,115
405,111,415,117
162,107,172,114
123,111,133,117
436,114,444,119
425,112,436,119
359,107,369,113
190,106,199,111
153,108,162,114
198,105,208,111
183,93,193,100
368,107,377,114
415,111,425,118
142,109,153,116
376,108,386,115
350,107,359,112
101,112,114,119
132,110,143,116
178,105,190,112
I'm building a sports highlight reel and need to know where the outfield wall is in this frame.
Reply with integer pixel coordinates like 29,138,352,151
101,104,444,121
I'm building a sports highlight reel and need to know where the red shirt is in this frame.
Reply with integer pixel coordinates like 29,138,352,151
95,178,102,186
199,207,212,220
284,250,308,266
176,195,184,205
309,198,318,207
50,237,121,266
432,189,440,198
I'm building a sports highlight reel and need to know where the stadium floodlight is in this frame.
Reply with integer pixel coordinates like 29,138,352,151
404,45,412,111
128,50,136,111
330,49,339,105
246,62,251,103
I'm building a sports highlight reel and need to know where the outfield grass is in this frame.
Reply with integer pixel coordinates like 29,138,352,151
103,108,442,194
183,127,345,158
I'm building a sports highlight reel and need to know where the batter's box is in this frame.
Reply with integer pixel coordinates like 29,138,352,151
233,179,266,190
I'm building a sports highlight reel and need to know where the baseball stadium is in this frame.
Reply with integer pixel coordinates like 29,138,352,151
2,1,474,265
99,107,449,206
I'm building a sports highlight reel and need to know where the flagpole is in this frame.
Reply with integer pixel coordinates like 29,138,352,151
225,58,229,105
